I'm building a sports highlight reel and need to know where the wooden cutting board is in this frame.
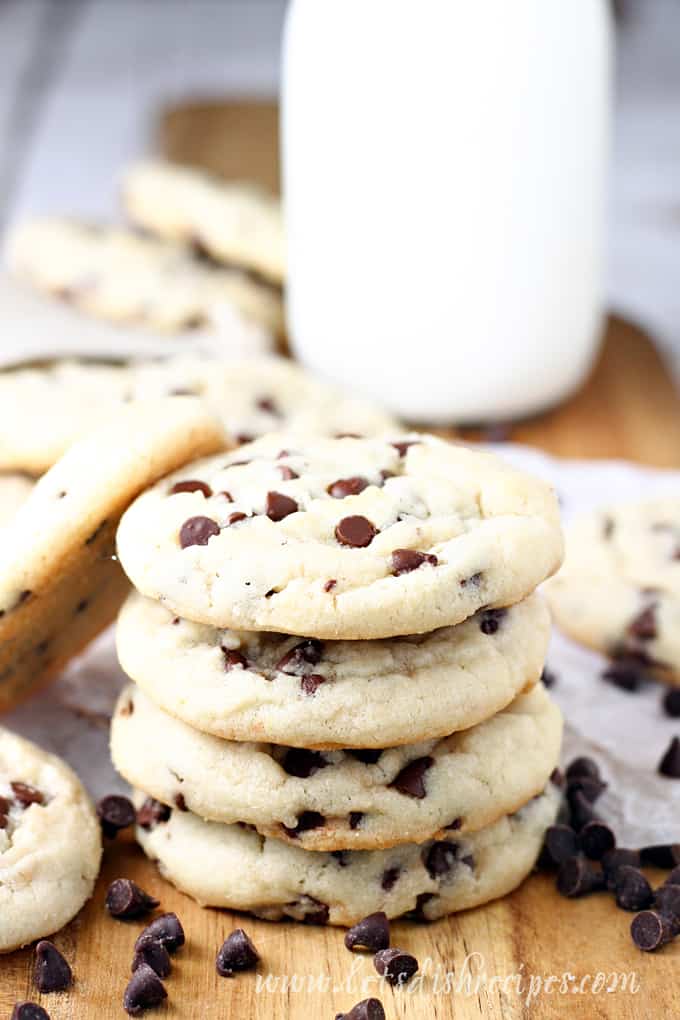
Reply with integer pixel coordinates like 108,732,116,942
2,101,680,1020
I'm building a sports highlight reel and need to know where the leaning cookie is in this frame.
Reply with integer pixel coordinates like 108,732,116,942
123,160,285,284
0,727,101,952
134,783,559,926
112,684,561,851
5,217,281,339
545,498,680,683
0,399,225,710
116,591,549,748
117,433,563,639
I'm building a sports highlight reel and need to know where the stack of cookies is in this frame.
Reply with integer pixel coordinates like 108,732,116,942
111,432,564,925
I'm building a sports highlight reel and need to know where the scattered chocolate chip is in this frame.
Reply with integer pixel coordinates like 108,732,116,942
222,648,248,671
344,912,390,953
323,579,337,593
424,841,458,879
658,736,680,778
278,465,298,480
11,782,44,807
663,689,680,718
335,998,385,1020
639,844,680,869
283,811,326,837
631,910,675,952
390,756,433,799
179,515,220,548
653,884,680,930
374,948,419,986
301,674,326,695
97,794,136,838
567,789,601,831
266,491,298,521
556,856,606,898
169,480,212,497
216,929,260,977
348,812,363,829
391,440,418,457
131,942,171,979
567,775,606,804
390,549,438,576
123,963,167,1016
280,748,328,778
614,866,654,911
602,848,641,889
134,913,185,954
628,606,657,641
566,757,601,782
479,608,506,635
335,515,377,548
543,825,579,866
106,879,159,920
136,799,171,831
602,657,648,692
381,867,400,891
11,1005,50,1020
276,639,323,675
328,477,369,499
579,821,616,860
347,749,383,765
34,941,72,993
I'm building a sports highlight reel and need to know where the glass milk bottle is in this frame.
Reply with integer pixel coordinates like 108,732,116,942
282,0,612,423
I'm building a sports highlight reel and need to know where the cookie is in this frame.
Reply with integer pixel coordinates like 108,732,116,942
116,591,549,748
0,357,397,474
123,160,285,284
0,727,101,951
112,683,561,850
6,218,282,338
0,475,34,528
546,498,680,682
117,433,563,639
0,398,225,710
134,783,559,926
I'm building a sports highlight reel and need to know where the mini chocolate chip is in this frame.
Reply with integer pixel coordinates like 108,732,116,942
179,515,219,548
266,491,298,521
11,1005,50,1020
294,897,329,925
283,811,325,837
543,825,579,866
374,947,419,986
335,998,385,1020
556,857,606,897
579,821,616,860
106,879,159,919
123,963,167,1016
631,910,675,951
614,866,654,911
97,794,136,838
256,396,280,415
134,913,185,954
654,885,680,930
75,598,89,614
541,667,557,688
131,943,171,979
405,892,435,920
301,674,326,695
276,639,323,675
479,608,506,635
332,851,349,867
323,579,337,592
663,689,680,718
222,648,248,671
390,549,438,576
335,515,377,548
659,736,680,778
136,798,171,831
328,477,369,498
169,479,212,497
174,793,187,811
349,812,364,830
565,757,601,782
281,748,328,778
278,465,298,480
460,572,482,588
424,841,458,879
390,756,433,799
226,511,247,526
639,844,680,869
344,912,390,952
628,606,657,641
381,867,400,891
11,782,44,807
602,848,641,889
216,928,260,977
34,941,72,993
391,440,418,457
446,817,463,831
348,749,383,764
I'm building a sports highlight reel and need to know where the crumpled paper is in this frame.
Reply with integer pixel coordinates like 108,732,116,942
5,443,680,846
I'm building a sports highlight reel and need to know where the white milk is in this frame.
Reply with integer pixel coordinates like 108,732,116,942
282,0,612,423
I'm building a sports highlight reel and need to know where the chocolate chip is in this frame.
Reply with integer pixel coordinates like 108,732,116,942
174,792,187,811
556,857,606,897
391,440,418,457
446,817,463,831
34,941,72,993
658,736,680,778
347,749,383,765
543,825,579,866
390,549,438,575
479,608,506,635
123,963,167,1016
278,465,298,480
332,850,349,867
653,885,680,930
663,689,680,718
373,947,419,986
169,479,212,497
631,910,675,952
328,477,369,499
639,844,680,869
567,789,602,831
390,756,433,798
335,998,385,1020
541,667,557,688
460,571,483,588
136,798,171,830
97,794,136,838
131,943,171,979
280,748,328,778
628,606,657,641
11,1005,50,1020
75,598,89,614
289,896,329,925
106,879,159,919
216,929,260,977
614,866,654,911
222,648,248,671
381,867,400,891
565,757,601,782
276,639,323,675
323,579,337,593
256,396,280,415
226,511,247,526
349,812,364,829
424,841,458,879
134,913,185,954
301,674,326,695
602,848,641,889
179,515,219,548
579,821,616,860
11,782,44,807
344,912,390,953
266,491,298,521
602,657,649,692
335,515,377,548
283,811,326,837
405,892,435,920
567,775,606,804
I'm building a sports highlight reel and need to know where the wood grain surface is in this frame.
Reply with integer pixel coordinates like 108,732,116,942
2,101,680,1019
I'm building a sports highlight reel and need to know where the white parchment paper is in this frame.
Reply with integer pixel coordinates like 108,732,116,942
5,443,680,847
